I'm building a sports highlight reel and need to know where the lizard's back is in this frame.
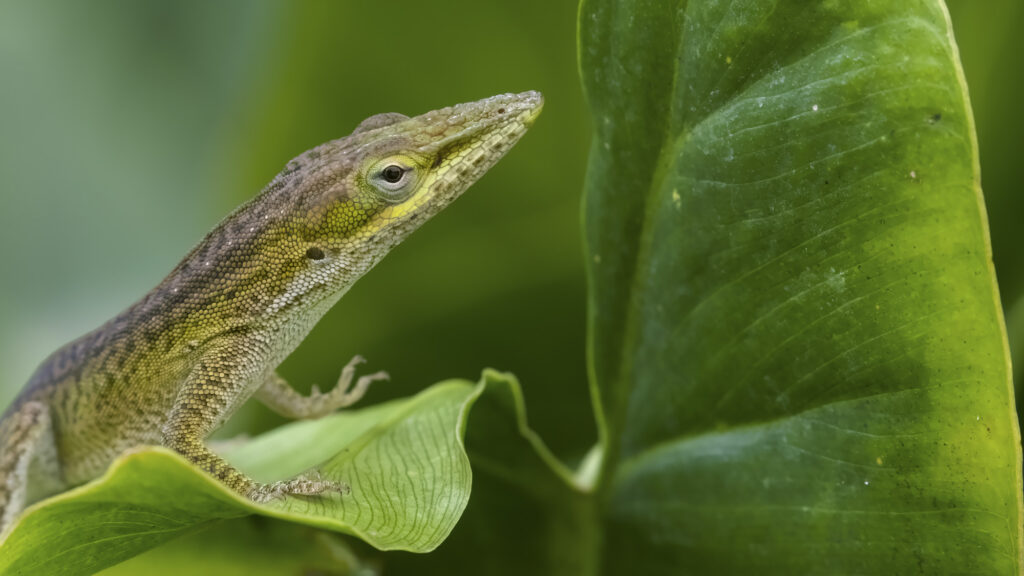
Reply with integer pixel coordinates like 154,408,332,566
2,163,344,491
6,299,196,486
2,172,349,487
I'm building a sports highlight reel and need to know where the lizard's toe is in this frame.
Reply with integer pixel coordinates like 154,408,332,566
251,475,349,503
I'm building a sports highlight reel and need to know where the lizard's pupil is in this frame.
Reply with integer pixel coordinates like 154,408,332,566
382,165,404,183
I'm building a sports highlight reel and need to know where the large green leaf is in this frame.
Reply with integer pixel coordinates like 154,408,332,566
579,0,1022,573
0,380,479,575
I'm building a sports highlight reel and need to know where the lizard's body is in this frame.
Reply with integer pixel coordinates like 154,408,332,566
0,92,542,534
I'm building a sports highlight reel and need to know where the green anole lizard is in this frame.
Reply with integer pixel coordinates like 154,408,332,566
0,91,543,535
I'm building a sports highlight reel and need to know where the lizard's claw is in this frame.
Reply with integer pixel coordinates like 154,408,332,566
250,473,349,503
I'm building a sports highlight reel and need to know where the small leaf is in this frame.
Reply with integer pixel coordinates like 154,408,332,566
381,370,597,575
0,381,477,575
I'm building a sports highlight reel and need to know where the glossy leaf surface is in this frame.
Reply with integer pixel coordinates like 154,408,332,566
579,0,1021,573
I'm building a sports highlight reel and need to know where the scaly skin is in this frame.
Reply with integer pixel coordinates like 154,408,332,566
0,92,543,533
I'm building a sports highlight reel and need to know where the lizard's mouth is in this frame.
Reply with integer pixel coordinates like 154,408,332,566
408,91,544,219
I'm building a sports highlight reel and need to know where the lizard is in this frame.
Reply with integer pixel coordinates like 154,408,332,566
0,91,543,535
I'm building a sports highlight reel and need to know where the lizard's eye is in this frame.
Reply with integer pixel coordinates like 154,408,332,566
367,156,422,202
381,165,404,183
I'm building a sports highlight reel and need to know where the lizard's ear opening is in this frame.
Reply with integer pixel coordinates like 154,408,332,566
305,246,326,261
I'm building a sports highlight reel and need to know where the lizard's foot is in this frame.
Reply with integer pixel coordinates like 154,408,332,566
256,357,389,420
312,355,389,409
249,473,350,503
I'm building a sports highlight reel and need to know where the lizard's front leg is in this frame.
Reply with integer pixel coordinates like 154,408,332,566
162,349,347,503
254,355,388,420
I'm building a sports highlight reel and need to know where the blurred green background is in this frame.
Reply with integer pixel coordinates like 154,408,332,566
0,0,1019,490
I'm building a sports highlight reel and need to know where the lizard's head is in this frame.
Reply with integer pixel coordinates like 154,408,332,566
318,90,544,264
289,92,541,262
226,91,542,316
